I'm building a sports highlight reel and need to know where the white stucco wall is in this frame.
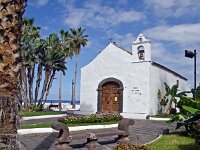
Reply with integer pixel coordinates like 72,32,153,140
80,43,150,118
148,63,191,115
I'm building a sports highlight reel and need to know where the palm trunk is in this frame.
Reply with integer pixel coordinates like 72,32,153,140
34,62,43,105
0,0,26,149
38,66,51,107
43,70,56,106
31,64,35,102
27,65,34,104
72,54,78,109
21,65,29,109
0,96,20,149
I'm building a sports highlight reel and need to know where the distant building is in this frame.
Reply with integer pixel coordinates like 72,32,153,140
79,33,190,119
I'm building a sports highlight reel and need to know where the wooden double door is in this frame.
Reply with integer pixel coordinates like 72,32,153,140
101,82,120,113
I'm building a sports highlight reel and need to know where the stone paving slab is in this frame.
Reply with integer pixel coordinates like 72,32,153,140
19,119,182,150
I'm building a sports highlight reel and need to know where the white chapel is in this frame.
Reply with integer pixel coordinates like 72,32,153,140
79,33,190,119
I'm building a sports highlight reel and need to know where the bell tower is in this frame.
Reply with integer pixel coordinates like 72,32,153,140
132,33,151,62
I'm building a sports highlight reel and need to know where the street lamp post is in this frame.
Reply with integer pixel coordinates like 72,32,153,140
185,50,197,100
71,80,74,105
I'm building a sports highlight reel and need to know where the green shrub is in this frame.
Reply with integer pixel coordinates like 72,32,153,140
60,113,122,125
177,96,200,112
169,96,200,150
150,114,175,118
29,104,43,112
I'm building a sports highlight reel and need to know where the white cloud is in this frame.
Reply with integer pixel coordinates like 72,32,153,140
110,33,135,50
145,0,200,18
28,0,49,8
62,1,145,29
146,0,176,9
151,42,166,59
36,0,49,7
117,0,128,5
144,24,200,47
42,26,49,30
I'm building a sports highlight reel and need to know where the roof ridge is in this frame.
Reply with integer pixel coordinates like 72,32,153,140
112,42,132,55
152,61,187,80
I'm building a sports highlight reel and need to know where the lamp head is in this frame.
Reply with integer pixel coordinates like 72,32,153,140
185,50,195,58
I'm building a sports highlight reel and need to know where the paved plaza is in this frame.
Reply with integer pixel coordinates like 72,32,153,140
19,118,180,150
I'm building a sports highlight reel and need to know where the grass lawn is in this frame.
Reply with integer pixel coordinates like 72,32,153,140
20,111,64,117
148,134,195,150
20,120,119,129
150,114,175,118
20,122,52,129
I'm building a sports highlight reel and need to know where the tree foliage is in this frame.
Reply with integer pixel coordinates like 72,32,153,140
20,18,88,111
20,18,67,110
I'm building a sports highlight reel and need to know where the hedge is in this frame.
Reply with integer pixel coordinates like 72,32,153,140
60,113,122,125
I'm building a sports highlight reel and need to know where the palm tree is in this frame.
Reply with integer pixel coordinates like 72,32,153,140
59,29,73,110
20,36,30,108
0,0,27,149
43,48,66,104
69,27,88,109
25,19,40,106
37,34,66,109
20,18,41,109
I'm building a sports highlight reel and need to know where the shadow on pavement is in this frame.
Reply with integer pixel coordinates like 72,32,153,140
33,133,57,150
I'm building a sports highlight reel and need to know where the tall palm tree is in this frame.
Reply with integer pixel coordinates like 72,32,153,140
58,30,65,111
0,0,27,149
69,27,88,109
43,48,66,104
37,34,66,109
20,19,41,109
24,19,40,106
59,29,73,110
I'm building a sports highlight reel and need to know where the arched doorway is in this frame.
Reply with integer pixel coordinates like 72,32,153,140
97,78,123,113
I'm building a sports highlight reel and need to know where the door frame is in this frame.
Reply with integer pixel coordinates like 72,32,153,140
97,77,123,113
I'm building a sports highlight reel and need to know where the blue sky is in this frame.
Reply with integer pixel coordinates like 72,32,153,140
25,0,200,101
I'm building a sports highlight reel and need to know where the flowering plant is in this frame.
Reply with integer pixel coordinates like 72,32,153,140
60,113,122,124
